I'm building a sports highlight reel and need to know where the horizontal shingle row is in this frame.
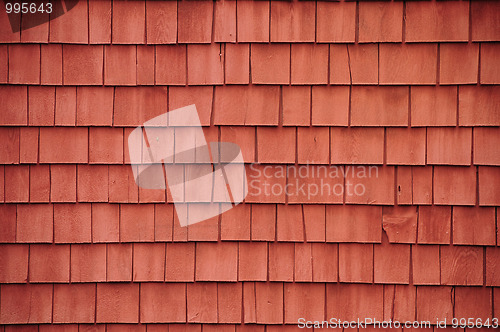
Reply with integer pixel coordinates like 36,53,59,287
1,243,499,285
0,282,498,324
3,43,499,85
0,165,498,205
1,126,500,165
1,0,498,44
1,204,498,245
1,85,499,127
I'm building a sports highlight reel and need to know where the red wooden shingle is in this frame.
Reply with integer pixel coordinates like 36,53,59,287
427,127,472,165
287,165,344,204
382,206,418,243
8,45,40,84
386,128,426,165
120,204,155,242
396,166,413,205
479,166,500,206
196,242,238,281
78,165,109,202
329,44,350,84
269,242,293,282
411,86,457,127
434,166,476,206
89,127,123,164
137,45,155,85
339,243,373,283
29,244,70,283
0,86,27,125
331,127,384,164
214,0,236,42
297,127,329,165
114,87,168,126
251,204,276,241
96,283,139,323
270,1,315,42
239,242,267,281
327,284,383,322
345,166,395,205
302,205,326,242
481,43,500,84
16,204,53,243
20,127,39,164
351,86,408,126
284,283,325,323
104,45,136,85
0,244,29,283
0,45,5,83
92,204,119,243
133,243,165,282
71,244,106,282
459,86,500,126
316,1,356,43
486,247,500,286
89,0,111,43
19,9,48,43
169,86,213,126
418,206,451,244
416,286,453,321
276,204,303,242
187,283,217,323
155,45,187,85
326,205,382,243
291,44,328,85
187,44,224,85
4,165,29,202
348,44,379,85
225,43,249,84
312,243,337,282
53,284,95,323
471,1,500,41
405,1,469,42
112,0,145,44
76,87,113,126
220,127,255,163
146,0,177,44
49,0,88,43
453,207,496,246
140,283,186,323
474,127,500,166
257,127,295,164
237,0,269,42
379,44,437,84
165,242,195,282
440,43,479,85
218,283,242,324
50,165,77,202
54,204,91,243
109,165,138,203
251,44,290,84
441,246,483,286
220,204,251,241
374,241,410,284
294,242,312,282
107,243,132,282
455,287,492,320
178,0,213,43
311,86,349,126
28,86,55,126
0,205,16,243
214,86,279,125
0,284,52,324
255,282,283,324
63,45,103,85
282,86,310,126
55,87,76,126
412,245,440,285
41,44,63,85
154,204,173,242
0,128,19,164
358,1,403,43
